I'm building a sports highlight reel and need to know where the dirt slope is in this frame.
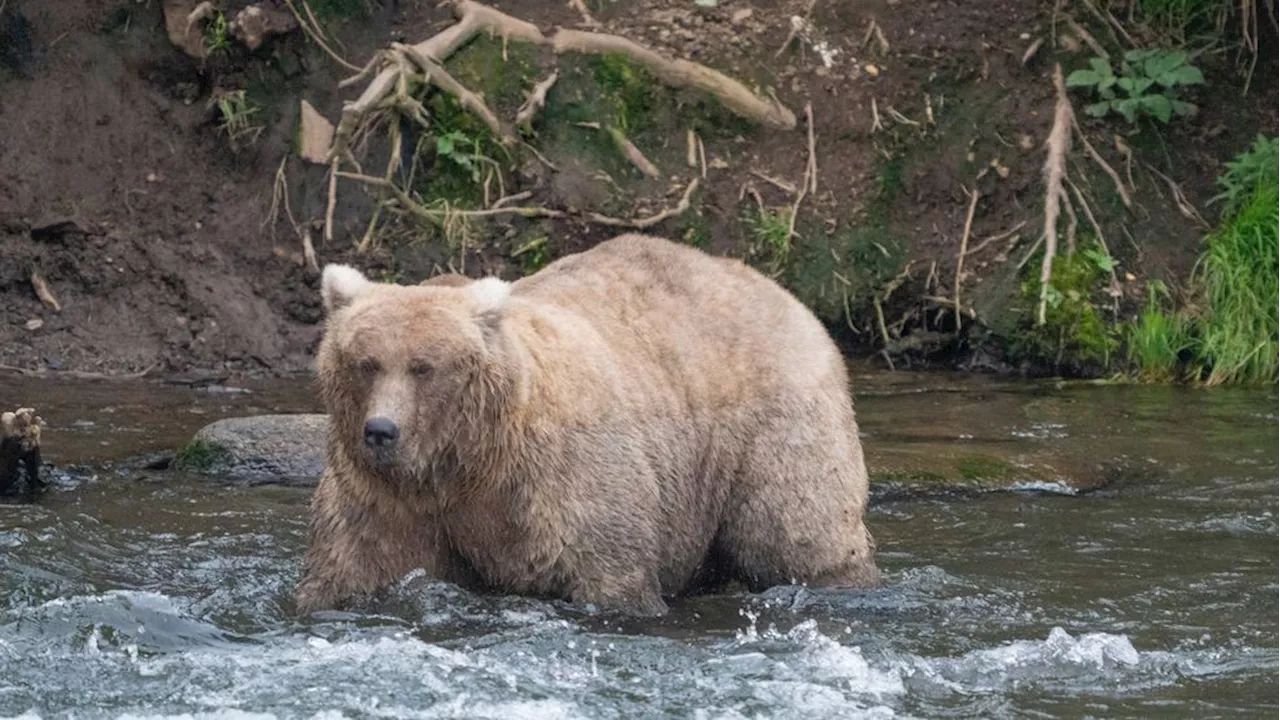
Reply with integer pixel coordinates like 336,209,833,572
0,0,1273,376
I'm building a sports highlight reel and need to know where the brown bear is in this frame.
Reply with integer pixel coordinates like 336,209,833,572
295,233,879,616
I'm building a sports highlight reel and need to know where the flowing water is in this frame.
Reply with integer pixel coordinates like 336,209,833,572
0,370,1276,719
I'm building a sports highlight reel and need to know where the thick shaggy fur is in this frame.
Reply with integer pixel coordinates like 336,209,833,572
295,234,879,615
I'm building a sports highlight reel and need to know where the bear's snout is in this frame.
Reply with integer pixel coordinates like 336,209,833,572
363,416,400,449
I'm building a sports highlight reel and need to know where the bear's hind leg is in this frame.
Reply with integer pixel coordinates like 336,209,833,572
717,408,880,593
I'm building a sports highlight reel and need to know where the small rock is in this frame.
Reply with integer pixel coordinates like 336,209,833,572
731,8,753,24
298,100,335,165
864,63,880,77
146,172,159,183
25,318,42,331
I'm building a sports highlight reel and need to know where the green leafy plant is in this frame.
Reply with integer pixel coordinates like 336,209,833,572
1210,134,1279,218
511,236,550,274
1066,50,1203,124
435,130,485,183
203,11,230,54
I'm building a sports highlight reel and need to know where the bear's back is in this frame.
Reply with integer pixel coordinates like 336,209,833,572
510,234,847,407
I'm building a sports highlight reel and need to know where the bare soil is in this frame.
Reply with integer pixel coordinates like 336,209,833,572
0,0,1274,377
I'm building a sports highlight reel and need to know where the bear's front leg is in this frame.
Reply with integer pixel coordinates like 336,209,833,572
295,467,444,614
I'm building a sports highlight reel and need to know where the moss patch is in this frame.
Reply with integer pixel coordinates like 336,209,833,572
172,439,232,473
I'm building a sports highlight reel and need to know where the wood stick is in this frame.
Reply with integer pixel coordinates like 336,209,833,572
586,179,700,228
953,187,979,332
1038,65,1072,326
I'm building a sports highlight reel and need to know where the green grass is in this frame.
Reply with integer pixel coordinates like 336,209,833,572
743,206,793,273
1192,175,1279,385
1010,238,1120,372
1126,281,1193,382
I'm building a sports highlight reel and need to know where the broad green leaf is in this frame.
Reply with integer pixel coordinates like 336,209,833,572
1066,69,1102,87
1134,77,1155,95
1124,49,1153,62
1099,76,1117,91
1162,64,1204,86
1116,98,1139,123
1089,57,1113,76
437,135,455,155
1142,94,1173,123
1085,101,1112,117
1117,77,1135,92
1100,86,1117,100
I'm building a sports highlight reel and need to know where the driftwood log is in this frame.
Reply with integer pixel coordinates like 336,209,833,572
1,407,45,497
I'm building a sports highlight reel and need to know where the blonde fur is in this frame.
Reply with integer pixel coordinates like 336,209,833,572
296,234,879,615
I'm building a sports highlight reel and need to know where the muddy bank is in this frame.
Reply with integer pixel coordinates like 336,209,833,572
0,0,1274,376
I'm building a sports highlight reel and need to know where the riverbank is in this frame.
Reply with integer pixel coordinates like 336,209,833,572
0,0,1275,379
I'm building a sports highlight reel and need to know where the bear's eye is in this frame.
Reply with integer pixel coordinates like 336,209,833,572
409,360,434,378
355,358,381,375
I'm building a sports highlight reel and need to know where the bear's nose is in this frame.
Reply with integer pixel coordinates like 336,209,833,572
363,417,399,448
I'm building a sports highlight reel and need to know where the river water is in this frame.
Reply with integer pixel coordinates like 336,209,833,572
0,370,1276,718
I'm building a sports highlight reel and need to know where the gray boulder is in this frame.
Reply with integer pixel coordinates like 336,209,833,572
177,414,327,485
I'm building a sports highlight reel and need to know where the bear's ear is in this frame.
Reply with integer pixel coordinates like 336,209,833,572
321,264,371,314
466,276,510,345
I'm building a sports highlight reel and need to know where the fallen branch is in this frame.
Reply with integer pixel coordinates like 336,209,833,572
516,71,558,132
1066,177,1122,303
567,0,600,27
784,103,816,242
1038,64,1072,326
953,186,979,332
749,170,798,195
586,179,700,229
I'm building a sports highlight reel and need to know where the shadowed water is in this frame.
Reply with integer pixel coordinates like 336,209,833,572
0,370,1276,718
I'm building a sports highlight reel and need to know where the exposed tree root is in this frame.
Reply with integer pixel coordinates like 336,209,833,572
516,71,558,133
551,30,795,130
396,42,513,144
607,128,661,178
953,186,980,332
1038,64,1072,327
586,179,700,229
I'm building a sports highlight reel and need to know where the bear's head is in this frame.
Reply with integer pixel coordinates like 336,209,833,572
317,264,513,474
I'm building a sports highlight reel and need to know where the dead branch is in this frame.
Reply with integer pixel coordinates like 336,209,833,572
1141,160,1209,228
325,157,339,244
697,135,707,179
964,220,1027,257
607,128,660,178
1064,16,1109,59
805,102,818,193
586,179,700,229
1066,177,1122,302
516,71,558,132
552,29,796,130
567,0,599,26
953,186,980,332
30,270,61,312
784,103,817,243
1021,36,1045,65
396,43,513,144
686,130,698,168
1038,64,1072,326
1070,115,1132,210
749,170,798,195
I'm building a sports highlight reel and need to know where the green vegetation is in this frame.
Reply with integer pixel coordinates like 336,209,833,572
1122,135,1278,385
1135,0,1237,44
511,236,551,274
172,440,232,473
743,206,793,275
1125,281,1193,382
305,0,370,21
1009,239,1120,372
1191,138,1278,384
203,11,230,55
212,90,263,150
1211,134,1278,217
1067,50,1203,124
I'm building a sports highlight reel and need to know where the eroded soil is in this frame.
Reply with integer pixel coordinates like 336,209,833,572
0,0,1274,376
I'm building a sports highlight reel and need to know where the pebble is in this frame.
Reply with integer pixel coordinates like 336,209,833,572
731,8,753,24
864,63,880,76
25,318,42,331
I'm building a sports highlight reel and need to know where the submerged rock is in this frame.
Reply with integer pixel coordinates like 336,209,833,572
179,414,327,485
